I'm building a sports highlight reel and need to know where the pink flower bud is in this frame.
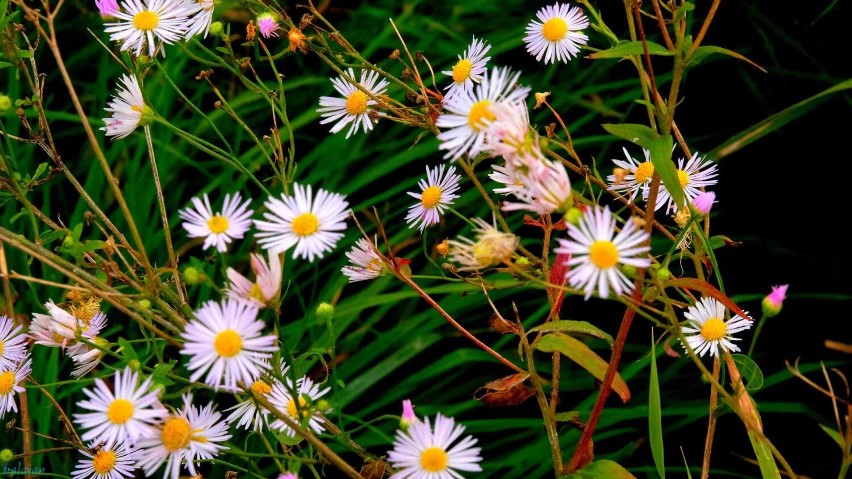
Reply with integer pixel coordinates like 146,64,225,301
95,0,119,18
257,13,280,39
762,284,788,317
692,191,716,215
400,399,417,429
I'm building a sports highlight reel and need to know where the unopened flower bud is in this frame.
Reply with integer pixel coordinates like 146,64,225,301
0,449,14,463
691,191,716,216
563,207,582,226
0,95,12,113
400,399,417,430
316,302,334,323
208,21,224,36
181,266,205,285
761,284,788,318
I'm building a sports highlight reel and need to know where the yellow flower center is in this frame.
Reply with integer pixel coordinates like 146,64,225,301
452,58,473,84
634,162,655,183
207,215,229,234
0,371,15,395
589,240,619,269
291,212,319,237
420,446,448,472
421,186,443,209
133,10,159,31
700,318,727,341
0,341,4,356
107,398,134,424
248,283,267,303
92,449,117,475
542,17,569,42
345,90,368,115
467,100,495,131
677,169,689,187
161,417,191,452
287,395,309,418
214,329,242,357
250,380,272,395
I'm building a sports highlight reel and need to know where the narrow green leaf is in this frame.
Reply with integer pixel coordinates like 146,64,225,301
16,49,33,59
117,338,138,363
527,320,614,346
587,40,672,59
647,133,684,211
709,79,852,161
564,459,637,478
32,162,48,180
602,123,656,146
649,332,665,479
731,354,764,391
818,423,843,448
747,430,782,479
687,45,766,72
536,333,631,402
680,447,694,479
554,411,581,423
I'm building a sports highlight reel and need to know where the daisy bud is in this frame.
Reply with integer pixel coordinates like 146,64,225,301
278,473,298,479
209,21,224,37
94,0,119,18
0,94,11,113
400,399,417,430
653,266,671,281
691,191,716,216
762,284,788,318
181,266,205,285
563,207,582,225
316,302,335,323
0,449,13,463
136,298,151,310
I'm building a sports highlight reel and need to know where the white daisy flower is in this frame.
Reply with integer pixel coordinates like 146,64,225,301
136,394,230,479
341,237,386,283
436,66,531,161
101,74,151,140
405,164,462,233
681,297,752,358
387,413,482,479
654,152,719,213
71,442,140,479
448,217,519,272
0,355,31,418
607,147,654,204
178,192,254,253
30,300,105,352
225,361,288,433
0,315,27,370
555,206,651,300
524,2,589,64
183,0,215,38
489,162,526,197
317,68,390,139
254,183,349,262
267,375,331,437
104,0,192,58
181,298,277,392
442,36,491,101
73,366,169,448
224,252,282,308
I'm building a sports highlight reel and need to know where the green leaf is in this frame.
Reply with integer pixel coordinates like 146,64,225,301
564,459,637,478
527,320,614,347
649,332,665,479
602,123,657,146
708,78,852,161
32,162,48,181
687,45,766,73
747,429,782,479
554,411,581,423
117,338,138,363
818,423,843,449
275,432,304,446
647,133,684,211
536,333,630,403
587,40,672,59
731,353,764,391
17,49,33,59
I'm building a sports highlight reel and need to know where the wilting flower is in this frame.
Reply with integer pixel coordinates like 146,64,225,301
225,252,282,308
448,217,519,271
341,237,386,283
102,74,152,140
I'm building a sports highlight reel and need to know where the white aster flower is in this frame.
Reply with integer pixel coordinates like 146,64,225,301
405,164,462,232
524,2,589,64
183,0,214,38
136,394,230,479
73,366,168,448
442,36,491,101
317,68,390,139
254,183,349,262
448,217,519,272
0,314,27,370
387,413,482,479
102,74,151,140
71,442,141,479
555,206,651,300
225,360,288,433
654,152,719,213
607,147,654,204
268,375,331,437
104,0,192,58
224,252,282,308
681,297,752,358
178,192,253,253
500,159,572,215
0,355,31,418
341,236,386,283
436,66,531,161
180,298,277,392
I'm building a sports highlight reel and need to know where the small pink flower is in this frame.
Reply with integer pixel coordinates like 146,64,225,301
762,284,788,317
257,13,279,38
691,191,716,215
400,399,417,429
95,0,119,17
277,473,297,479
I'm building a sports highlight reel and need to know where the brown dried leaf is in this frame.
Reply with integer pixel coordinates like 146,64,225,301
473,373,534,407
360,459,390,479
489,313,519,335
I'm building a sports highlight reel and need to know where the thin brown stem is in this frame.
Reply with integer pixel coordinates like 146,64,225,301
701,356,721,479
